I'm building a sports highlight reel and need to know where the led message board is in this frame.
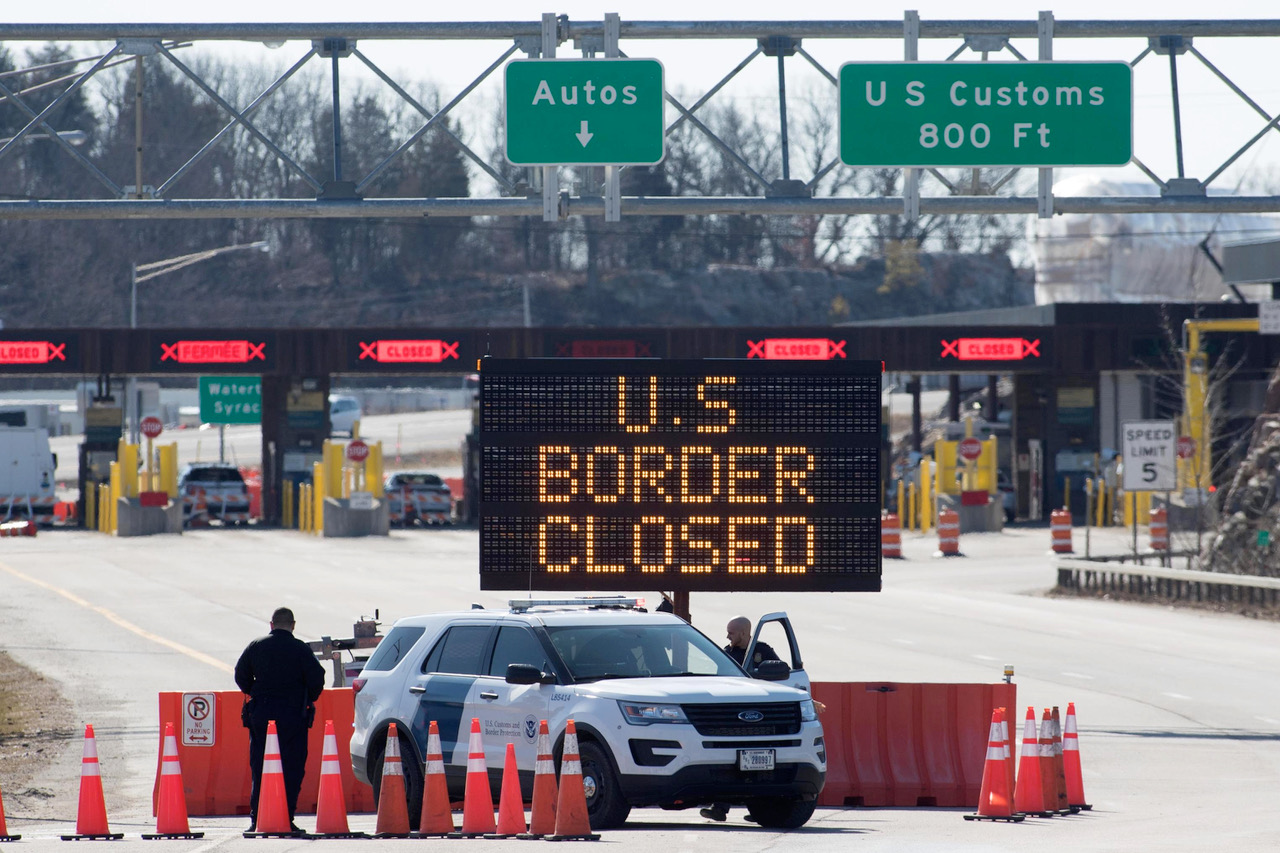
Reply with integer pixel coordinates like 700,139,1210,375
478,358,882,592
151,335,275,372
0,336,77,371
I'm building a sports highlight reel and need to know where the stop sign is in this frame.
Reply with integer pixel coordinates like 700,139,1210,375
1177,435,1196,459
346,439,370,463
140,416,164,440
958,436,983,461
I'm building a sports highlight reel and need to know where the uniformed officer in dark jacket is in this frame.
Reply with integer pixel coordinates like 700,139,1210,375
723,615,780,670
235,607,326,831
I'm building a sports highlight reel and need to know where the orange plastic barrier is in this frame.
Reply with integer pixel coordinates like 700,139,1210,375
239,467,263,519
936,509,961,556
444,477,464,503
1149,507,1168,551
812,682,1017,808
152,689,374,816
880,513,902,559
1050,508,1073,554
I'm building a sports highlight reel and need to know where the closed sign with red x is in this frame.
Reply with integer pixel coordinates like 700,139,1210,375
154,336,272,370
0,339,70,366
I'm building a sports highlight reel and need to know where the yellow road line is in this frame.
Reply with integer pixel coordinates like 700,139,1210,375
0,560,233,674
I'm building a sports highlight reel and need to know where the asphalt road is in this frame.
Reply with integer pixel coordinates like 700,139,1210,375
1,519,1278,851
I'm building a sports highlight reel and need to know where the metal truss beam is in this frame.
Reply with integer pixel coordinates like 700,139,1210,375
3,17,1280,221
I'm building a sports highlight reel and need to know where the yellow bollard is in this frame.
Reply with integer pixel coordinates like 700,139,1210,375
283,483,293,529
159,443,178,498
1064,476,1071,513
313,461,326,535
85,486,96,531
907,482,917,531
369,443,384,498
895,479,905,530
920,459,933,533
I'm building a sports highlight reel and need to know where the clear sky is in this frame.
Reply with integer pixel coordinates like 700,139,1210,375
6,2,1280,192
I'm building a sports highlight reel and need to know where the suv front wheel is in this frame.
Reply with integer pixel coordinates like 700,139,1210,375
370,729,424,829
577,740,631,830
745,797,816,829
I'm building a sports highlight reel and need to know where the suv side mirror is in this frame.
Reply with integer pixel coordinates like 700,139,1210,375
752,660,791,681
506,663,546,685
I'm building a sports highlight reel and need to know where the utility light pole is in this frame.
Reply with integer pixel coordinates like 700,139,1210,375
127,240,269,443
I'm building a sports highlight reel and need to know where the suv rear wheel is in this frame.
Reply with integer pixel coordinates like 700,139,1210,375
577,740,630,830
745,797,816,829
370,729,424,829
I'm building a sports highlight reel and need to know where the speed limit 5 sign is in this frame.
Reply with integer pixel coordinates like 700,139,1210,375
1122,420,1177,492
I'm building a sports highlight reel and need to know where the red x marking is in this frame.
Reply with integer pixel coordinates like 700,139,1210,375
48,342,66,361
358,341,378,360
160,342,179,361
829,339,847,358
636,343,653,357
247,342,266,361
440,341,459,360
940,339,960,358
1024,338,1041,357
554,343,571,357
746,340,765,358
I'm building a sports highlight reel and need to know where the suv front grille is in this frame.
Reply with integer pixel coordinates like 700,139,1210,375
681,702,801,736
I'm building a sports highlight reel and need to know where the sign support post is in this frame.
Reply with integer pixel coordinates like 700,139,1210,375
541,13,558,224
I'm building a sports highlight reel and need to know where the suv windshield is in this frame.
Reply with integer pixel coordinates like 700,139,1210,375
182,467,244,484
393,474,444,488
545,623,740,682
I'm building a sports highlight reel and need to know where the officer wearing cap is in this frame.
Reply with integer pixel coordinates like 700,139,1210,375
235,607,326,833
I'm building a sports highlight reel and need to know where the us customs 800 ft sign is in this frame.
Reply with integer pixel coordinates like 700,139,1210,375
839,62,1132,167
478,359,882,593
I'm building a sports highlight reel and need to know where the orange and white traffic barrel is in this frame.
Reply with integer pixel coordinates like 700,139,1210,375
935,508,962,557
881,512,903,559
1149,507,1168,551
1050,508,1074,554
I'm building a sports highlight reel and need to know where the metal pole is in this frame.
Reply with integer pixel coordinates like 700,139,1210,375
128,263,138,444
331,49,343,182
777,51,790,182
219,423,226,462
134,56,144,197
1170,45,1185,179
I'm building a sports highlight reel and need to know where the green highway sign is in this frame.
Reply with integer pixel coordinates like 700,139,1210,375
839,62,1132,167
199,376,261,425
505,58,665,166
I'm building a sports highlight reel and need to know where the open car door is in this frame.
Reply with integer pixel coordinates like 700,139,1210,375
744,612,809,692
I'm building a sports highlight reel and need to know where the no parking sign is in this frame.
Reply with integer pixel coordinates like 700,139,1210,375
182,692,216,747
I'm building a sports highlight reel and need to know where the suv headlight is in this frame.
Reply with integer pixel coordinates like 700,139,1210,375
799,699,818,723
618,701,688,725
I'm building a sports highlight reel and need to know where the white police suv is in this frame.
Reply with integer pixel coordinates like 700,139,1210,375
350,598,824,829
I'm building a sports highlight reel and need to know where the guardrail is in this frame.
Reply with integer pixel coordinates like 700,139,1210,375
1055,557,1280,609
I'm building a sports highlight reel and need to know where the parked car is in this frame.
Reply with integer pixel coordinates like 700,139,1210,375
177,462,251,526
385,471,453,526
329,394,362,437
350,600,823,830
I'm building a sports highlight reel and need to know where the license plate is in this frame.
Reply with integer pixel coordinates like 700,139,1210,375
738,749,775,771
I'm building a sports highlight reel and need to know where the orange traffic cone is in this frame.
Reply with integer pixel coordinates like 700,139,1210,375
520,720,558,839
458,718,496,837
1012,707,1050,817
142,722,203,839
245,720,300,837
1049,707,1077,814
1038,708,1061,815
547,720,600,841
416,721,455,837
1000,707,1016,814
60,724,123,840
313,720,366,838
487,743,528,838
1063,702,1092,810
0,778,20,841
374,723,412,837
964,709,1024,822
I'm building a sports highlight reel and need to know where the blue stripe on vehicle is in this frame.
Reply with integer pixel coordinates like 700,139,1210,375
409,675,476,767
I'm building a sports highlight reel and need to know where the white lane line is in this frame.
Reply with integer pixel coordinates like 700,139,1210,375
1162,692,1191,700
0,560,233,674
1061,671,1095,680
893,638,915,645
823,624,847,632
972,654,997,661
1255,716,1280,725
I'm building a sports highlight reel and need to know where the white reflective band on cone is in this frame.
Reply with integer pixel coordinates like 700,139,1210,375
384,761,403,777
323,734,338,753
427,759,445,774
264,759,283,774
562,759,582,775
322,760,342,774
81,761,101,777
535,758,555,774
162,760,182,776
986,745,1004,760
468,757,486,773
83,739,99,759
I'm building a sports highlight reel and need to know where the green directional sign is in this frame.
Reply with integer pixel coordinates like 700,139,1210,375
199,375,261,425
839,62,1132,167
505,58,665,166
